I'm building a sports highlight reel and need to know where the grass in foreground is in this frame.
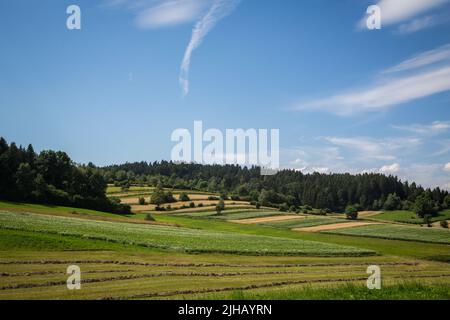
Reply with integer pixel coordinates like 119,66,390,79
0,211,373,256
195,282,450,300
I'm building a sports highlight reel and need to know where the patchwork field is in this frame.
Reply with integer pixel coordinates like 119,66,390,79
1,189,450,300
0,211,372,256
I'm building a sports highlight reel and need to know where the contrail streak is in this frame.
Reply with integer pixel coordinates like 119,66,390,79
179,0,241,96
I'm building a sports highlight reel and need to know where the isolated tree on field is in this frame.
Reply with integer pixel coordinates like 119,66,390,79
345,205,358,220
179,192,190,202
138,197,146,205
216,200,225,215
150,187,166,207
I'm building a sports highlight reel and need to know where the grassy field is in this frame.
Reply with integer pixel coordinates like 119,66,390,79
195,282,450,300
370,210,450,225
0,211,372,256
1,247,448,300
323,224,450,244
1,195,449,300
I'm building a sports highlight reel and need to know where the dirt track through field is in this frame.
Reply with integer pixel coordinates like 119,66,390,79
293,221,383,232
358,211,382,218
230,215,305,225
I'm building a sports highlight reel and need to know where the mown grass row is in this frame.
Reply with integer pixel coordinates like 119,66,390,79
194,281,450,300
0,211,373,256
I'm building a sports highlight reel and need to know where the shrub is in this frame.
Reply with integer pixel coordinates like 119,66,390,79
189,202,195,208
414,193,438,218
220,193,229,200
138,197,146,205
255,202,261,209
216,200,225,215
179,193,190,202
279,203,289,212
345,205,358,220
423,214,432,227
208,196,219,201
289,205,296,212
198,203,204,207
166,205,172,211
440,220,449,229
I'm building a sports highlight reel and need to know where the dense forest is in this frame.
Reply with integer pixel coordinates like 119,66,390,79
0,137,130,214
102,161,450,214
1,137,449,216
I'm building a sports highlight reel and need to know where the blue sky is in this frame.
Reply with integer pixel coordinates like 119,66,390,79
1,0,450,189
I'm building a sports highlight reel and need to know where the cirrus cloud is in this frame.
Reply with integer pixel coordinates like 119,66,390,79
296,44,450,116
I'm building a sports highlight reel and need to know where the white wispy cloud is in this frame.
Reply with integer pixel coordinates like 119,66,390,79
398,163,450,190
136,0,208,29
383,44,450,73
358,0,449,32
103,0,209,28
297,44,450,116
444,162,450,172
324,136,422,161
361,163,402,175
432,140,450,156
392,121,450,135
396,16,437,34
179,0,241,96
285,143,449,189
379,163,401,174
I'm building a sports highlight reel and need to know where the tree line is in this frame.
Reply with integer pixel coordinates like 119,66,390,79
0,137,130,214
1,137,448,216
102,161,450,213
